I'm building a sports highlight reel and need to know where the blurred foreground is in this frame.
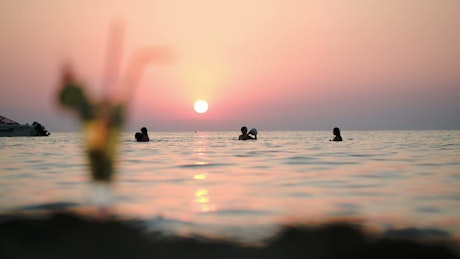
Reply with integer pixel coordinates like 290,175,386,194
1,212,458,259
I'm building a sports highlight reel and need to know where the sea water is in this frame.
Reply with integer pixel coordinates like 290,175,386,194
1,131,460,242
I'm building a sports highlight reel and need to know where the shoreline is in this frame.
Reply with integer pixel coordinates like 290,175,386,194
1,212,459,259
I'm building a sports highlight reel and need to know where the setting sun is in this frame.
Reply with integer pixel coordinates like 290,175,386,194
194,100,208,114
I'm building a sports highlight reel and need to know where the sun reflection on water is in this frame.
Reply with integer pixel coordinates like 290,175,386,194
194,189,217,213
193,174,206,180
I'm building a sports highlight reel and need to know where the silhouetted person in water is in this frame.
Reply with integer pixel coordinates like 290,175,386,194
330,127,342,141
135,127,150,142
239,126,257,140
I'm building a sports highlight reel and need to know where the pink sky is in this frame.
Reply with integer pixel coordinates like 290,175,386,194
1,0,459,131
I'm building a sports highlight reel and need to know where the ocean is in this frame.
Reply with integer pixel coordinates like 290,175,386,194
1,130,460,243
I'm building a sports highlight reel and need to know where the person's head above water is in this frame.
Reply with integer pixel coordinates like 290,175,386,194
239,126,257,140
331,127,343,141
135,127,150,142
333,127,341,136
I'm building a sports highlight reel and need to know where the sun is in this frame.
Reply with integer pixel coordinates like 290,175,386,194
194,100,208,114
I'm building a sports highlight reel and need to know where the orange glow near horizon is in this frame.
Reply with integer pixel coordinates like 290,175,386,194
180,62,228,107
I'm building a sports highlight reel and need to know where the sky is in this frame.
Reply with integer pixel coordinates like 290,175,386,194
1,0,459,132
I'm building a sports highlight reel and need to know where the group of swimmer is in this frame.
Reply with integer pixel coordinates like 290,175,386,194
135,126,342,142
134,127,150,142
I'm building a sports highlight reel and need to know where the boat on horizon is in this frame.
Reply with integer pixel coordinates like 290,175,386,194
0,115,51,137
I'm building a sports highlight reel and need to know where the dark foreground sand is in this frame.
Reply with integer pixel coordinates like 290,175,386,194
1,213,458,259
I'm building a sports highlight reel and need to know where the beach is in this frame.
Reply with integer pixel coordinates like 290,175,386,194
1,212,458,259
